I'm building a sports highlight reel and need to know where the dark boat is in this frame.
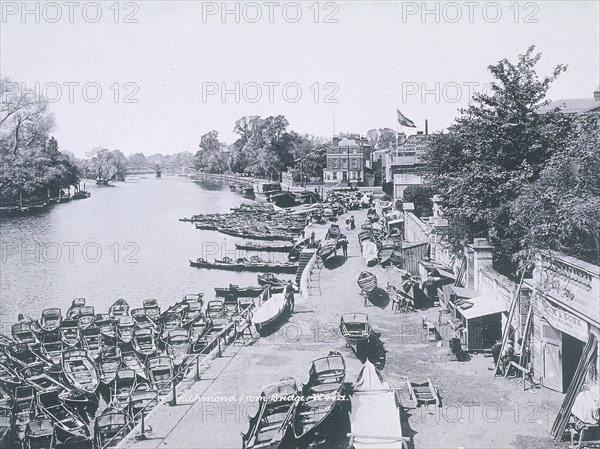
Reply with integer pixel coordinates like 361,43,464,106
66,298,86,319
132,328,158,358
0,355,22,387
147,356,173,394
110,369,136,411
40,331,63,364
95,314,117,343
241,377,299,449
165,329,190,368
62,348,98,395
257,273,288,288
82,325,102,360
59,319,81,348
97,346,121,386
190,257,298,273
40,308,62,332
6,343,46,369
0,388,13,447
131,308,159,332
214,284,265,298
367,208,379,223
116,316,135,344
94,407,131,448
217,228,295,241
143,299,161,321
37,390,89,441
14,385,35,443
188,315,211,346
72,190,91,199
109,299,130,319
130,383,159,420
160,313,182,340
317,239,338,261
291,353,347,444
24,414,54,449
235,242,295,252
193,317,230,353
12,321,40,348
77,306,95,329
181,301,204,328
339,313,372,355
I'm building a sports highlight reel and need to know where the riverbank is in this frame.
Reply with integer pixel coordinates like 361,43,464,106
119,208,566,449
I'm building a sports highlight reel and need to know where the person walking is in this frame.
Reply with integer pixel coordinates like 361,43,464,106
350,216,356,230
284,280,295,314
310,230,316,247
340,239,348,258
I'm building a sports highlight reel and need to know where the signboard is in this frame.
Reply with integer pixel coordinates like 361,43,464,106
536,298,588,342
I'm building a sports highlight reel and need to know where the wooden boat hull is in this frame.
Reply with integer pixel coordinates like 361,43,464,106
190,259,298,273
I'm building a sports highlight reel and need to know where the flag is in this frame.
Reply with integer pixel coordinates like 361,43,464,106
397,109,416,128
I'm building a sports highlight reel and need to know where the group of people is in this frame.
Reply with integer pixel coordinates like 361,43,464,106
345,215,356,231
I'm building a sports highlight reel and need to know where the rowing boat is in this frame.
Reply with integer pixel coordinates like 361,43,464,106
252,292,288,335
62,348,98,395
190,257,298,273
236,242,295,252
215,284,265,298
339,313,372,355
40,308,62,332
109,299,130,319
357,271,377,293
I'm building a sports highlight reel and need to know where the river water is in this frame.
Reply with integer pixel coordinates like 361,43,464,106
0,176,291,330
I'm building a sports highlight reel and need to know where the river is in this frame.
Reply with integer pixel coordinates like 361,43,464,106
0,176,291,330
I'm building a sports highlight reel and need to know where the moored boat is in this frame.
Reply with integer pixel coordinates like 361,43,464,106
0,355,22,387
37,390,90,442
132,328,158,358
181,301,204,328
214,284,265,298
40,331,63,364
235,242,295,252
66,298,86,319
121,347,148,380
252,292,289,335
95,314,117,343
97,346,121,386
190,257,298,273
40,308,62,332
59,319,81,348
110,369,136,411
116,316,135,344
94,407,131,448
147,356,173,394
241,377,299,449
131,308,159,332
24,414,54,449
109,299,130,319
82,325,102,360
12,321,40,348
77,306,95,329
206,300,225,319
257,273,288,288
14,385,35,443
62,348,98,395
143,298,161,321
165,329,190,368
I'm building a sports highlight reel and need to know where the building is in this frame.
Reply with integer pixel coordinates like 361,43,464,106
323,135,373,184
538,86,600,114
385,131,429,199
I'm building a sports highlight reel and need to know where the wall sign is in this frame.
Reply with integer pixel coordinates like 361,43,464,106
536,297,588,342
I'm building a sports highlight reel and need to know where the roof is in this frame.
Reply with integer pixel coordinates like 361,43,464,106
459,295,507,320
336,137,360,148
539,98,600,114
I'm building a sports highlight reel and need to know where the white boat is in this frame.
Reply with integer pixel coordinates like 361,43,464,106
252,292,288,334
349,360,407,449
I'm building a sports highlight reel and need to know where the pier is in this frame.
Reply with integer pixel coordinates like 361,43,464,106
119,208,563,449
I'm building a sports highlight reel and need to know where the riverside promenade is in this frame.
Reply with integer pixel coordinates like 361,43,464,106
120,209,563,449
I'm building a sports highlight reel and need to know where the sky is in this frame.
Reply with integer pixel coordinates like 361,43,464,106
1,1,599,157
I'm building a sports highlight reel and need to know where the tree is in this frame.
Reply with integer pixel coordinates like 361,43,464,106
403,185,436,217
511,114,600,265
377,128,396,149
423,46,571,273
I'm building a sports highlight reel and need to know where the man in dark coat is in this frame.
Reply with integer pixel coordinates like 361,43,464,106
491,339,503,374
284,280,295,313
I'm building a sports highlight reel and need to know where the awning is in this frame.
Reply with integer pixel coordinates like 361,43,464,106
459,295,507,320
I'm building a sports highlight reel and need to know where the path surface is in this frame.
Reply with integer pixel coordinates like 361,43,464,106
120,209,564,449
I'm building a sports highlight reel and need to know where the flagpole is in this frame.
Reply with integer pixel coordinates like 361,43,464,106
395,111,398,149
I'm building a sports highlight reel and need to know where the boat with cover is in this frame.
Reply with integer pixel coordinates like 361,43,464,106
37,390,90,441
131,308,159,332
215,284,265,298
236,242,294,252
143,298,161,321
132,328,158,358
24,414,54,449
40,308,62,332
291,353,347,444
148,356,173,394
94,407,131,448
340,313,372,355
97,346,121,386
59,319,81,348
82,325,102,360
241,377,299,449
109,299,130,319
165,329,190,368
110,368,136,411
349,360,406,449
77,306,95,329
117,316,135,344
61,348,98,395
66,298,86,319
252,292,289,334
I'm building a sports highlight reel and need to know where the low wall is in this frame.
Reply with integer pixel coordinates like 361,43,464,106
404,211,430,242
300,250,318,298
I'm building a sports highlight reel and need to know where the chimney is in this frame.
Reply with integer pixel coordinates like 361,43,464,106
595,86,600,102
425,119,428,135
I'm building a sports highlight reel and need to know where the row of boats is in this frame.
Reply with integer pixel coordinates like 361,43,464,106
242,352,405,449
0,291,262,448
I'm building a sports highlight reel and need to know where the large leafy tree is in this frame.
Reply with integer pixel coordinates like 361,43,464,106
424,46,573,273
195,130,228,173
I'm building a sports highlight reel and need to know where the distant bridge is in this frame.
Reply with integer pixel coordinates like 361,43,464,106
125,164,200,178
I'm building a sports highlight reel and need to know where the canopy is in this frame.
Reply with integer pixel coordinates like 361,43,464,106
350,361,405,449
459,295,507,320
